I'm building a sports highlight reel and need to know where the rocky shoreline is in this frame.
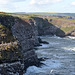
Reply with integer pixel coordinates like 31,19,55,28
0,15,40,75
0,15,75,75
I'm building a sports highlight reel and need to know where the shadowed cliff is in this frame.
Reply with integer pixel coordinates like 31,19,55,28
32,17,65,37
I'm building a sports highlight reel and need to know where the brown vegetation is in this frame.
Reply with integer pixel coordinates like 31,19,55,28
0,24,16,44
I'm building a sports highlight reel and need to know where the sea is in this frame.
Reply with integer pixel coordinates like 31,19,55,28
24,35,75,75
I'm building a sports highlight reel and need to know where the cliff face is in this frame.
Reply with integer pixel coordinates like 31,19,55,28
33,17,75,37
0,15,39,75
33,17,65,37
11,18,39,69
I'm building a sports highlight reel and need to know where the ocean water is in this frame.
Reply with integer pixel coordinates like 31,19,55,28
24,36,75,75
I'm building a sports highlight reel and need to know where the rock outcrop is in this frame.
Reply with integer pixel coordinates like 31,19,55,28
0,15,40,75
33,17,65,37
11,18,40,69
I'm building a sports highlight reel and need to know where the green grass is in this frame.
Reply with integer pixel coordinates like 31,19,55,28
57,18,75,21
60,26,75,32
2,13,75,22
9,14,32,19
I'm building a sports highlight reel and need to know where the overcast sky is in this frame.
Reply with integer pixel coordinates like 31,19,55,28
0,0,75,13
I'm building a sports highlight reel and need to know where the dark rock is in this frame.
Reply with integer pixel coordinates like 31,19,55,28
38,57,49,61
0,62,24,75
41,41,49,44
38,38,49,44
0,15,40,75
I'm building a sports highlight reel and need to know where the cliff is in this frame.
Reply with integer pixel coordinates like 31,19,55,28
0,14,75,75
0,15,40,75
33,17,75,37
49,19,75,36
32,17,65,37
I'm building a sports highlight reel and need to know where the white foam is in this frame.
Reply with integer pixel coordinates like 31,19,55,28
24,59,62,75
39,44,49,48
40,35,61,39
24,66,45,75
49,42,60,46
50,35,61,39
62,47,75,51
66,36,75,39
36,42,59,49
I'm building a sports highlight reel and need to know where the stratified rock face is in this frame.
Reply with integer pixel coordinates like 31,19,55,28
0,15,39,75
11,18,39,69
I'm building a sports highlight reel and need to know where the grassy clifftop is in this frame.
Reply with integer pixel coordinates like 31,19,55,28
49,19,75,35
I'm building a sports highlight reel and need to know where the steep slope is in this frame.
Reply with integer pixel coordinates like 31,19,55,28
33,17,65,37
0,15,40,75
49,19,75,36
